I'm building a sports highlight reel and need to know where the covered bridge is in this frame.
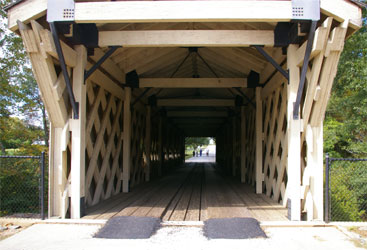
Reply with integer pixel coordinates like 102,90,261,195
6,0,363,222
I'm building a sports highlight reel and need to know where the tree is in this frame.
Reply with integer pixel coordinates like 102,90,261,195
185,137,210,150
324,6,367,158
0,0,49,150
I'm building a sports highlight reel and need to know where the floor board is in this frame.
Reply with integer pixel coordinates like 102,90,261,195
83,163,289,221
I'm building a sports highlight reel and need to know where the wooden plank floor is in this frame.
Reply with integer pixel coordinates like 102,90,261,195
83,163,288,221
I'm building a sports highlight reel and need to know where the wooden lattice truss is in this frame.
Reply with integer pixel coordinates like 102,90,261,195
10,0,362,221
17,19,185,219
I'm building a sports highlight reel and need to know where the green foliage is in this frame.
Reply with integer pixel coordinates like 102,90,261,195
0,0,48,216
185,137,210,150
324,8,367,158
0,156,43,216
329,161,367,221
0,0,49,151
324,3,367,222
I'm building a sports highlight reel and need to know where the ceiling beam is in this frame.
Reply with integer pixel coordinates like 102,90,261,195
167,111,228,118
7,0,47,32
140,78,247,88
75,1,292,24
157,99,235,107
99,30,274,47
172,118,225,124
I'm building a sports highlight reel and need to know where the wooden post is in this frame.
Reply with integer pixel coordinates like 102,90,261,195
287,44,301,221
232,116,237,176
49,125,63,218
123,87,132,192
241,106,246,183
158,115,163,176
255,87,263,194
145,106,151,182
306,124,324,220
70,45,87,219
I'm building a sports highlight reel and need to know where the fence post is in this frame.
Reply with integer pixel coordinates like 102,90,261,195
325,153,330,223
41,152,45,220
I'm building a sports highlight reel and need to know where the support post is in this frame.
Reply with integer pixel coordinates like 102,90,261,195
241,106,247,183
123,87,132,192
70,45,87,219
287,44,301,221
255,87,263,194
145,106,151,182
40,151,45,220
232,116,237,177
325,153,330,223
158,115,163,176
307,125,324,221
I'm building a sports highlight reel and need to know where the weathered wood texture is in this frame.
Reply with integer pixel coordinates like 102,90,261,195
299,20,348,220
262,83,288,205
84,163,288,221
85,80,124,206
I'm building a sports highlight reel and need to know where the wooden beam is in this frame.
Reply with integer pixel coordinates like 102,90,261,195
167,111,228,118
70,45,87,219
75,1,292,24
241,106,246,183
145,106,151,182
39,28,77,68
232,117,237,177
7,0,47,32
86,62,124,99
140,78,247,88
157,99,235,107
172,117,225,122
255,87,263,194
122,88,132,192
287,44,301,221
158,116,163,177
99,30,274,47
320,0,362,29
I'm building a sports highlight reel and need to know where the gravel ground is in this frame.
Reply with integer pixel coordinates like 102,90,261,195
0,223,365,250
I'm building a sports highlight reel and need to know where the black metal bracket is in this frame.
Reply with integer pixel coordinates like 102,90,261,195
55,23,98,56
124,70,140,88
254,45,289,81
132,87,151,107
234,88,256,108
49,22,79,119
84,46,121,81
293,21,318,120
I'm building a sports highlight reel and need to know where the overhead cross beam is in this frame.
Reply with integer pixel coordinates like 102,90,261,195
98,30,275,47
167,111,228,118
140,78,247,88
157,99,235,107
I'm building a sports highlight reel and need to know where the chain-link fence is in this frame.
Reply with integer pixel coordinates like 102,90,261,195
0,153,46,219
325,154,367,222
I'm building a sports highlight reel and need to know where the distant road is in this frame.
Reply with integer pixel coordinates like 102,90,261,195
186,145,216,163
